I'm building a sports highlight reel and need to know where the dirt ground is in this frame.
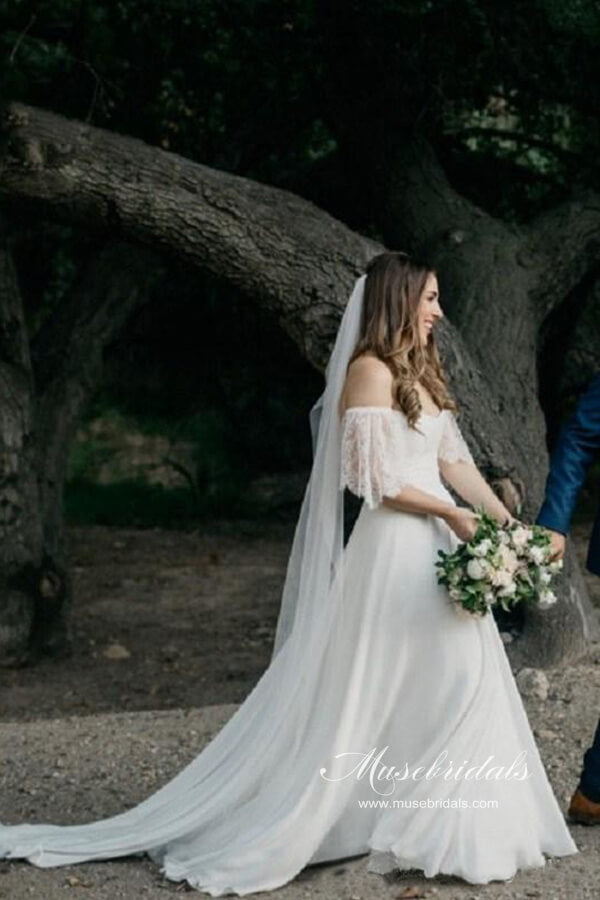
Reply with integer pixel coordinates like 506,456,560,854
1,516,600,899
1,520,294,723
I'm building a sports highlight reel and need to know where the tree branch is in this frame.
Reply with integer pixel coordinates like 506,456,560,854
1,101,379,371
0,102,535,504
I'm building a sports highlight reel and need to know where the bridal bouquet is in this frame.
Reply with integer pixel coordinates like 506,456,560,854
436,508,563,617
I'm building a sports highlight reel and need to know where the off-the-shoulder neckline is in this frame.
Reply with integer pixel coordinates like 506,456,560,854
342,405,446,420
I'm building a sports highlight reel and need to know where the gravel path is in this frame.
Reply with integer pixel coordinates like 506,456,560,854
2,650,600,900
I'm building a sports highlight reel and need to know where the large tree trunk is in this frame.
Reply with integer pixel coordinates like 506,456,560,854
1,101,599,668
0,215,47,665
322,115,600,669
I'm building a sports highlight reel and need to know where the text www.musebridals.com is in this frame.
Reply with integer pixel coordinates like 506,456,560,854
357,798,499,809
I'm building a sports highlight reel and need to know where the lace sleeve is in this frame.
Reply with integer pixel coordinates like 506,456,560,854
438,411,475,466
339,407,411,509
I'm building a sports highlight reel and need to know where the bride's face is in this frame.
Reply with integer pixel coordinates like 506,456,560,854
417,273,443,346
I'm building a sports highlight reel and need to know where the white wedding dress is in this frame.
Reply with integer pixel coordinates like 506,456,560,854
0,405,578,894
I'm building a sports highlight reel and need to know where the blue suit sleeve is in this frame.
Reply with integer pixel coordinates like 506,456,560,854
536,374,600,535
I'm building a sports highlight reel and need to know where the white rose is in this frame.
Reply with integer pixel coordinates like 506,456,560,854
538,589,557,609
498,580,516,597
529,545,547,566
472,539,492,557
499,545,519,572
510,526,530,549
466,559,485,580
491,567,513,589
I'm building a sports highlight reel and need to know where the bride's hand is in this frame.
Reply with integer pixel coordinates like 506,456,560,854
443,507,480,542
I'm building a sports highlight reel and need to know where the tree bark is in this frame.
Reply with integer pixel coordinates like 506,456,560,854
0,214,44,665
1,101,598,668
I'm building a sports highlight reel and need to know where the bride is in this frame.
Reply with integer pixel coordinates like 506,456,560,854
0,251,578,893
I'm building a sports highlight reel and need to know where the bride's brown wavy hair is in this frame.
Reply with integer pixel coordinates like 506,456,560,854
347,250,457,428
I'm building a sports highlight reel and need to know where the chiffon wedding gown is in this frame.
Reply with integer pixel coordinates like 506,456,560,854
0,405,578,894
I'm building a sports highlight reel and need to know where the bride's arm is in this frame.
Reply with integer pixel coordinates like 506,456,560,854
341,358,479,541
381,486,479,542
438,461,512,525
437,412,512,525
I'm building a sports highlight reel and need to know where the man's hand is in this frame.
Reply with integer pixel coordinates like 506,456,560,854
546,529,566,562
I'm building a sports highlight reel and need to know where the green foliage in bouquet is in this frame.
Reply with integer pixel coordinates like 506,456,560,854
436,507,563,617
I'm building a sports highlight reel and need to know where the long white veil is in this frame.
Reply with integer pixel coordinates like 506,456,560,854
270,273,367,660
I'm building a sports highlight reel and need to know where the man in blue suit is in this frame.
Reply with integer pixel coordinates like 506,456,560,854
536,371,600,824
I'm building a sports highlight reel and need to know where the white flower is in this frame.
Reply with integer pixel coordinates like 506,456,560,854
499,545,519,573
498,580,517,597
449,568,463,586
449,587,461,600
539,568,552,586
510,526,530,549
466,559,485,580
528,545,547,566
498,530,511,545
491,567,514,589
484,591,495,607
472,539,492,557
549,559,564,573
538,589,557,609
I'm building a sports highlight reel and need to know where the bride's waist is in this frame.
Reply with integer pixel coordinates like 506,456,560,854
381,466,454,504
402,462,447,490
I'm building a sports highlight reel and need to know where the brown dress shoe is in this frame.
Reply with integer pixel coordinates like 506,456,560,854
568,787,600,825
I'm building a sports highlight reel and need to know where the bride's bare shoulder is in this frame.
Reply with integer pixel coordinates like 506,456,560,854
346,354,392,387
341,353,394,413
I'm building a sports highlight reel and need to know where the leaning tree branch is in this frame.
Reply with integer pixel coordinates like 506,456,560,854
1,101,379,370
0,102,531,502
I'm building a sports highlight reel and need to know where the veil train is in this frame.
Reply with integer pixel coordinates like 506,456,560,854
0,274,371,896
